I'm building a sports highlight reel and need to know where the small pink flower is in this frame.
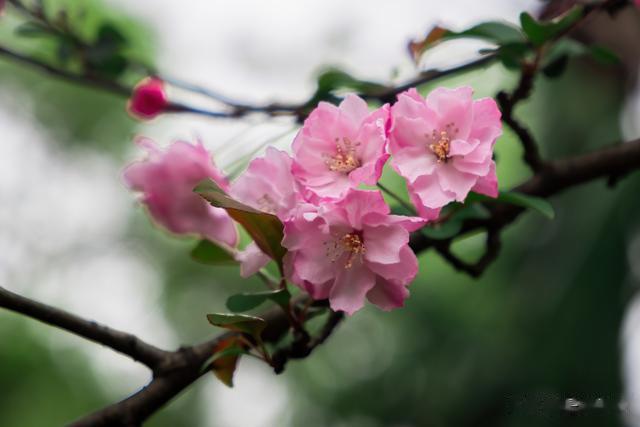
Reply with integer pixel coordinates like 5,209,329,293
282,189,424,315
389,87,501,218
124,138,238,247
292,94,389,199
230,147,304,219
230,147,306,275
128,77,169,120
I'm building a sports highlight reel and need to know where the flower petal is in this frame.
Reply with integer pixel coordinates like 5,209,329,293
235,242,270,278
329,260,376,315
366,277,410,311
363,224,409,265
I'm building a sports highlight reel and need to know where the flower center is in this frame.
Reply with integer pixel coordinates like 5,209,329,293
325,137,360,173
324,231,366,269
341,232,365,269
427,123,458,163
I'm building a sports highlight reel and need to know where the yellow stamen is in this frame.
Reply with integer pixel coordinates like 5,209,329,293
325,137,360,173
429,130,451,163
341,232,365,269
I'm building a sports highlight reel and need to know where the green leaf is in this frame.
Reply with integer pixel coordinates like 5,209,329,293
307,68,387,106
194,179,287,273
421,204,491,240
190,239,236,265
85,24,129,78
14,22,51,38
226,288,291,313
421,219,464,240
540,40,619,78
56,38,75,65
589,45,620,65
409,22,525,62
519,9,582,47
494,42,531,70
206,313,267,341
497,192,555,219
95,24,127,48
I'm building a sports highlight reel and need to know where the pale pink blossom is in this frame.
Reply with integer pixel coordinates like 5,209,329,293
124,139,238,246
292,94,389,199
389,87,501,218
230,147,306,275
230,147,304,219
235,241,270,278
282,189,424,315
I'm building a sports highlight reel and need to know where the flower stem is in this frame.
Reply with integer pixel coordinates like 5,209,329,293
377,182,417,215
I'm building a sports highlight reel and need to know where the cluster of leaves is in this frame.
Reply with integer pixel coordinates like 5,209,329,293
10,0,152,81
190,180,293,386
408,6,618,77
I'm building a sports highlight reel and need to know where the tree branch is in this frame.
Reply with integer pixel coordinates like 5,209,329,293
410,138,640,273
1,139,637,426
0,39,496,122
0,286,169,370
497,60,545,173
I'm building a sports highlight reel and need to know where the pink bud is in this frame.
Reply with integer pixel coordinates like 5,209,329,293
128,77,168,120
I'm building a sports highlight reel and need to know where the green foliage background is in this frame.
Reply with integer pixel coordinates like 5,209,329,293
0,1,637,426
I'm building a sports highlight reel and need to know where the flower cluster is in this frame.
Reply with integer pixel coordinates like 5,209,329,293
126,86,501,314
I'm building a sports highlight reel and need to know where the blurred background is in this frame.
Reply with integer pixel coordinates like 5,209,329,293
1,0,640,426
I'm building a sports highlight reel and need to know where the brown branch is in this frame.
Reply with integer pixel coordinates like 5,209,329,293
0,286,168,370
0,46,132,97
0,38,496,121
0,138,637,426
68,301,300,427
433,230,502,278
497,60,545,173
271,310,345,374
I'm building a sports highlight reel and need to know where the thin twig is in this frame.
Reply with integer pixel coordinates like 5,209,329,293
377,182,417,214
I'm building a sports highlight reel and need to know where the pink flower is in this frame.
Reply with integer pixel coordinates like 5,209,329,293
636,0,640,7
235,241,270,278
230,147,304,219
389,87,501,218
292,94,389,199
128,77,169,120
230,147,306,276
282,189,424,315
124,138,238,247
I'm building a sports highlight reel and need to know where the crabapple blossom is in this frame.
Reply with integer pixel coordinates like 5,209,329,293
230,147,304,219
292,94,389,199
124,139,238,246
128,77,169,120
230,147,306,276
282,189,424,315
389,87,501,218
